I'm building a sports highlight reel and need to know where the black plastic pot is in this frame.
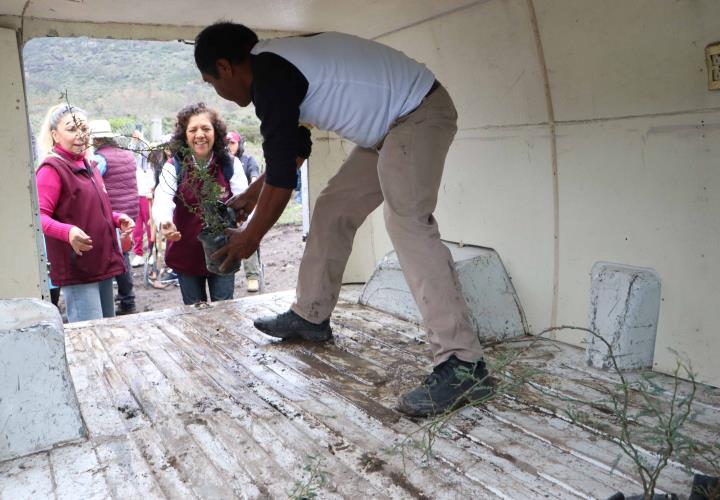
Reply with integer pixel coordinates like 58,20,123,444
689,474,720,500
196,202,240,276
197,230,240,275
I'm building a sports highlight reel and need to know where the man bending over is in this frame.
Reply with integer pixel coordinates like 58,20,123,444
195,22,490,417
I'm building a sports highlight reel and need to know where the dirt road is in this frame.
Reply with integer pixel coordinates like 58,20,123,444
130,223,305,313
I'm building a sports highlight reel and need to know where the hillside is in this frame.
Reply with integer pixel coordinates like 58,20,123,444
23,37,261,144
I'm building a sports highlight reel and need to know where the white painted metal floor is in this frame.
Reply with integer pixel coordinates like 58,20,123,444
1,287,718,499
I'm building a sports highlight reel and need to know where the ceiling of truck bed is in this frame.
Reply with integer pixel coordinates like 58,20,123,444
0,0,479,38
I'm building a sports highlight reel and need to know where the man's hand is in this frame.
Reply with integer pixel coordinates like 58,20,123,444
211,227,261,273
219,162,299,270
221,178,293,271
225,190,258,223
68,226,93,256
160,222,182,242
117,214,135,237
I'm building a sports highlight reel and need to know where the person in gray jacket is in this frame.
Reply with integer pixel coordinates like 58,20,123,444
226,131,261,292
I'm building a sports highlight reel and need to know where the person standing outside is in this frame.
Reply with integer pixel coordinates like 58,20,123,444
129,126,154,268
194,23,490,417
36,104,134,323
152,103,248,305
89,119,139,315
226,131,261,292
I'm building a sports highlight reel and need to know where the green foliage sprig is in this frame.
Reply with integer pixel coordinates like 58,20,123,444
166,147,233,238
382,325,718,500
288,455,329,499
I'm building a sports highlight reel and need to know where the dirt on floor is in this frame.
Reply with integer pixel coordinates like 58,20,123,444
129,223,305,313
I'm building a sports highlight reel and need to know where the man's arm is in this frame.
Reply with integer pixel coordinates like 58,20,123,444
245,156,305,235
226,151,306,220
224,54,310,222
233,183,292,252
213,53,310,272
253,53,309,190
225,172,264,221
215,157,304,271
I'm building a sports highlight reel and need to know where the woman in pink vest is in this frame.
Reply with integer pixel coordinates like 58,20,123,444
152,103,248,305
36,104,135,322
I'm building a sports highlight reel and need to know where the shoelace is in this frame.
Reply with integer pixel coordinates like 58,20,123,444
280,310,306,324
423,358,462,387
279,310,296,321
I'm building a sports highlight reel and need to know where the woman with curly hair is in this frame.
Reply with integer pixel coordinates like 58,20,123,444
152,103,248,305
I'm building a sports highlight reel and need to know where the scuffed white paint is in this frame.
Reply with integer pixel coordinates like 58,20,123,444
1,289,709,497
0,27,46,301
586,262,661,371
0,0,475,41
0,299,86,462
360,243,527,340
0,0,717,386
342,0,720,386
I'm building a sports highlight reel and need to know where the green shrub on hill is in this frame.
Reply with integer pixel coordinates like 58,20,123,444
23,36,261,142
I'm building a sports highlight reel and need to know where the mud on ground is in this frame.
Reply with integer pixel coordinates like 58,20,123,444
128,223,305,313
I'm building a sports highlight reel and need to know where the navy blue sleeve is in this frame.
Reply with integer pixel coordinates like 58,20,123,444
245,155,260,179
251,52,311,189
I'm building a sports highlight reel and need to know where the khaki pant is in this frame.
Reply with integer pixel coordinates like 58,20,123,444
292,85,483,365
243,251,260,279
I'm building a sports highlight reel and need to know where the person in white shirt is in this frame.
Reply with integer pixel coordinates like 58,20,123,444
152,103,248,305
194,22,490,418
129,129,157,268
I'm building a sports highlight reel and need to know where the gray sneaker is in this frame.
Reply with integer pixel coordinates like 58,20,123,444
397,356,493,417
253,309,332,342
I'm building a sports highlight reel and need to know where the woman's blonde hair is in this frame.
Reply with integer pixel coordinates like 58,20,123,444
36,103,87,167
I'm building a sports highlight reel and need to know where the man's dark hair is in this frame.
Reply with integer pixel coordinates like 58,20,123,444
194,22,259,77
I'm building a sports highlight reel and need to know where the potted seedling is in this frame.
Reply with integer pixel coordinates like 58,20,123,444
196,199,240,275
176,154,241,276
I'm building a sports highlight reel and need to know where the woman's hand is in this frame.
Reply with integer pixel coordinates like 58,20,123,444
160,222,182,242
68,226,93,256
117,214,135,237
